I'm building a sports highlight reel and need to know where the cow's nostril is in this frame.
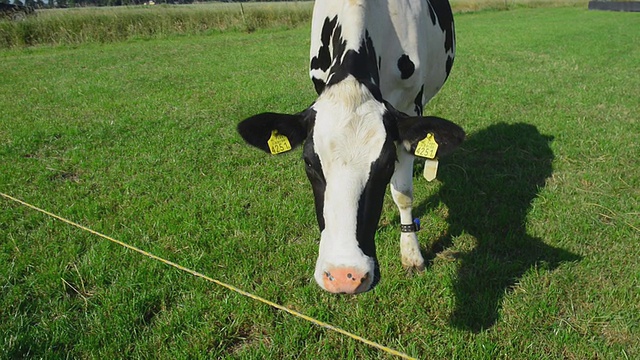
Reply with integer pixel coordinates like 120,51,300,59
324,271,335,281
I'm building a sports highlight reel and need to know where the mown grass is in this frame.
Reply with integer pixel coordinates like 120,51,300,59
1,6,639,360
0,0,591,48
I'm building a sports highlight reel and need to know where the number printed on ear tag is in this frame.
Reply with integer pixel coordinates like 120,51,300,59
414,133,438,159
267,130,292,155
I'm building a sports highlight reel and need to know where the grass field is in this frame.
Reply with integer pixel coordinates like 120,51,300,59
1,5,639,359
0,0,590,48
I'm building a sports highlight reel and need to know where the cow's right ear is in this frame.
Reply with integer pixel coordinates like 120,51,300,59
237,112,309,154
395,115,465,158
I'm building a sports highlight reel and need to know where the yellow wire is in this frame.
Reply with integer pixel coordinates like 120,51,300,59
1,192,417,360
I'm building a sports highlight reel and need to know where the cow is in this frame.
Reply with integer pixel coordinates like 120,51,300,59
237,0,464,294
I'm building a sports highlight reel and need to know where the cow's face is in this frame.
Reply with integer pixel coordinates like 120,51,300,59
237,78,464,294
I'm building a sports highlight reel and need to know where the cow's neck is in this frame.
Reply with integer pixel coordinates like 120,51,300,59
310,1,381,98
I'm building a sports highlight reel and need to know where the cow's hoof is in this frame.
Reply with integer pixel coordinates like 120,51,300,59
402,260,426,274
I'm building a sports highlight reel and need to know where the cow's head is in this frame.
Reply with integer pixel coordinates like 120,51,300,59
238,77,464,294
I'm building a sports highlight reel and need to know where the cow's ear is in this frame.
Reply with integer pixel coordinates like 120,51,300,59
237,111,309,154
396,115,465,158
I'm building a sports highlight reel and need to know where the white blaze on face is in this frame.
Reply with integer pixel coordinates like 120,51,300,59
311,77,389,287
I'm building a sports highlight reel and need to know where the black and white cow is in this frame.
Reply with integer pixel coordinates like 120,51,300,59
238,0,464,294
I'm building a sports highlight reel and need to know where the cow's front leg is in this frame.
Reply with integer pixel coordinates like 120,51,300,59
390,148,425,271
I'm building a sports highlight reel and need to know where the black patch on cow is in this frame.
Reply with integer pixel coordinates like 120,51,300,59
310,16,342,95
309,16,384,100
428,4,437,27
303,133,326,232
312,78,326,95
310,16,336,74
352,112,401,256
414,85,425,116
325,30,382,100
397,54,415,80
382,104,401,142
428,0,455,54
355,137,396,258
446,55,454,79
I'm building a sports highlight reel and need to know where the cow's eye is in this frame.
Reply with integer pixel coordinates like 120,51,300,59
382,160,395,175
304,158,313,167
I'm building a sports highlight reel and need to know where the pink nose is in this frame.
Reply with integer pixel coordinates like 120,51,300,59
322,267,370,294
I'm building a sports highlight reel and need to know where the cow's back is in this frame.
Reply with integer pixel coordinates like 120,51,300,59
309,0,455,115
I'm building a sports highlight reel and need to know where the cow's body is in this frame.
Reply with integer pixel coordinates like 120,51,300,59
237,0,463,294
309,0,454,116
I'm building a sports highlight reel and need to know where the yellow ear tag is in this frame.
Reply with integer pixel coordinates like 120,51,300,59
423,159,439,182
414,133,438,159
267,130,292,155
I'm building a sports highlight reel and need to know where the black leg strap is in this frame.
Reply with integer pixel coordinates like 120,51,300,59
401,223,417,233
401,218,421,233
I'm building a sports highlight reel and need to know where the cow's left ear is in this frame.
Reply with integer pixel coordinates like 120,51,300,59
395,115,465,158
237,111,309,154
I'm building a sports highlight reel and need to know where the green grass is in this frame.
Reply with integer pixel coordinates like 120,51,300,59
0,0,591,48
1,6,639,359
0,2,315,48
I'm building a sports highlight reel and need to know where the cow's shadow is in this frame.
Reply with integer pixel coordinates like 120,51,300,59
414,122,581,332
